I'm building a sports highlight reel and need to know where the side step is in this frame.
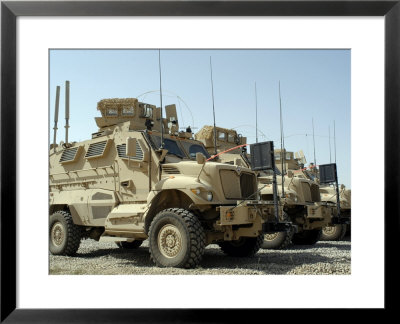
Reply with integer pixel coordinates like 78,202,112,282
99,236,133,243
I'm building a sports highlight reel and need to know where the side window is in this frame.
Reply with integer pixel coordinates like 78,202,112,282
139,103,153,118
106,108,118,116
122,105,134,116
218,132,226,141
228,133,235,143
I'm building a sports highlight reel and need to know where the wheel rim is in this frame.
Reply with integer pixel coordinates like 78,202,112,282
51,222,65,246
264,233,279,241
323,226,337,236
157,224,182,258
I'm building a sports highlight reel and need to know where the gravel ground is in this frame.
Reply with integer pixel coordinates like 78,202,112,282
49,236,351,275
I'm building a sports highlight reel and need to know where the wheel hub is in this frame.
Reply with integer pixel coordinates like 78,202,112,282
51,222,64,246
323,226,337,235
265,233,278,241
158,224,182,258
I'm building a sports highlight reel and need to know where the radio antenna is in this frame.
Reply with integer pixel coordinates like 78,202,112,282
279,81,285,198
329,125,332,163
158,50,164,149
209,56,217,156
65,80,70,145
53,86,60,153
312,117,316,167
334,120,337,163
255,82,258,143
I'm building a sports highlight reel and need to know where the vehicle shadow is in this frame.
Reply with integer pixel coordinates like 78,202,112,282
99,245,349,275
286,241,351,252
63,240,350,275
198,246,349,275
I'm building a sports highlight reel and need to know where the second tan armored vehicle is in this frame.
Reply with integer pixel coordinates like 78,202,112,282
196,126,335,249
49,97,287,269
319,182,351,240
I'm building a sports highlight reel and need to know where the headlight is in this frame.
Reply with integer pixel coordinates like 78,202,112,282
285,193,298,202
191,188,201,195
207,192,213,201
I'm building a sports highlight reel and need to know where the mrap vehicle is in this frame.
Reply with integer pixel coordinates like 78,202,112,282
49,92,288,268
307,163,351,241
195,125,336,249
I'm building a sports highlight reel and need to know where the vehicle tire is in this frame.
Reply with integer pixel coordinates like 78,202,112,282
148,208,206,268
49,210,82,256
262,230,293,250
218,234,264,257
262,212,294,250
292,229,322,245
116,240,143,249
320,224,347,241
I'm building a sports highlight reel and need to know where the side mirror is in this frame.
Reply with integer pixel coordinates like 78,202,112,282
196,152,206,164
126,137,136,157
287,170,294,178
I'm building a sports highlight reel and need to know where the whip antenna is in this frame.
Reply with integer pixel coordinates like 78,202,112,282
209,56,217,156
255,82,258,143
329,125,332,163
334,120,337,163
158,50,164,149
53,86,60,153
65,80,70,145
312,117,317,167
279,81,285,198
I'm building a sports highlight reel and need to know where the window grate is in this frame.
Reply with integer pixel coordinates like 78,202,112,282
85,140,109,159
59,147,80,164
116,142,143,161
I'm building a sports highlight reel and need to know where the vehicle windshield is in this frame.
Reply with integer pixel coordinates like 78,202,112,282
180,141,211,160
150,135,186,159
304,171,316,181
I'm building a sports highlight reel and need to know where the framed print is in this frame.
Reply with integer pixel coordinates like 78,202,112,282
1,0,398,322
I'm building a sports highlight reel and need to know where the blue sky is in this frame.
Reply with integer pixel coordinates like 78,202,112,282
49,49,351,187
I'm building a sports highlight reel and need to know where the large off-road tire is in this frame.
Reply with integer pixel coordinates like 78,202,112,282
292,229,322,245
116,240,143,249
320,224,347,241
262,230,293,250
49,210,82,256
218,234,264,257
148,208,206,268
262,213,294,250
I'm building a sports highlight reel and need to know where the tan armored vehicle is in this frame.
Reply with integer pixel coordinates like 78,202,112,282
49,94,287,268
318,179,351,240
196,126,335,249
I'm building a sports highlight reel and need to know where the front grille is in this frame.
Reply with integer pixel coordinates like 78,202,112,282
261,194,274,201
301,182,312,202
162,166,181,174
240,172,256,199
220,170,241,199
220,170,256,199
310,184,321,202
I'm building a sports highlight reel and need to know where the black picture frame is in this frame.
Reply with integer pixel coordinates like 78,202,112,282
1,0,398,322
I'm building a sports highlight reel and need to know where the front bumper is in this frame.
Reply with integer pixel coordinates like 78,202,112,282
218,200,292,234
